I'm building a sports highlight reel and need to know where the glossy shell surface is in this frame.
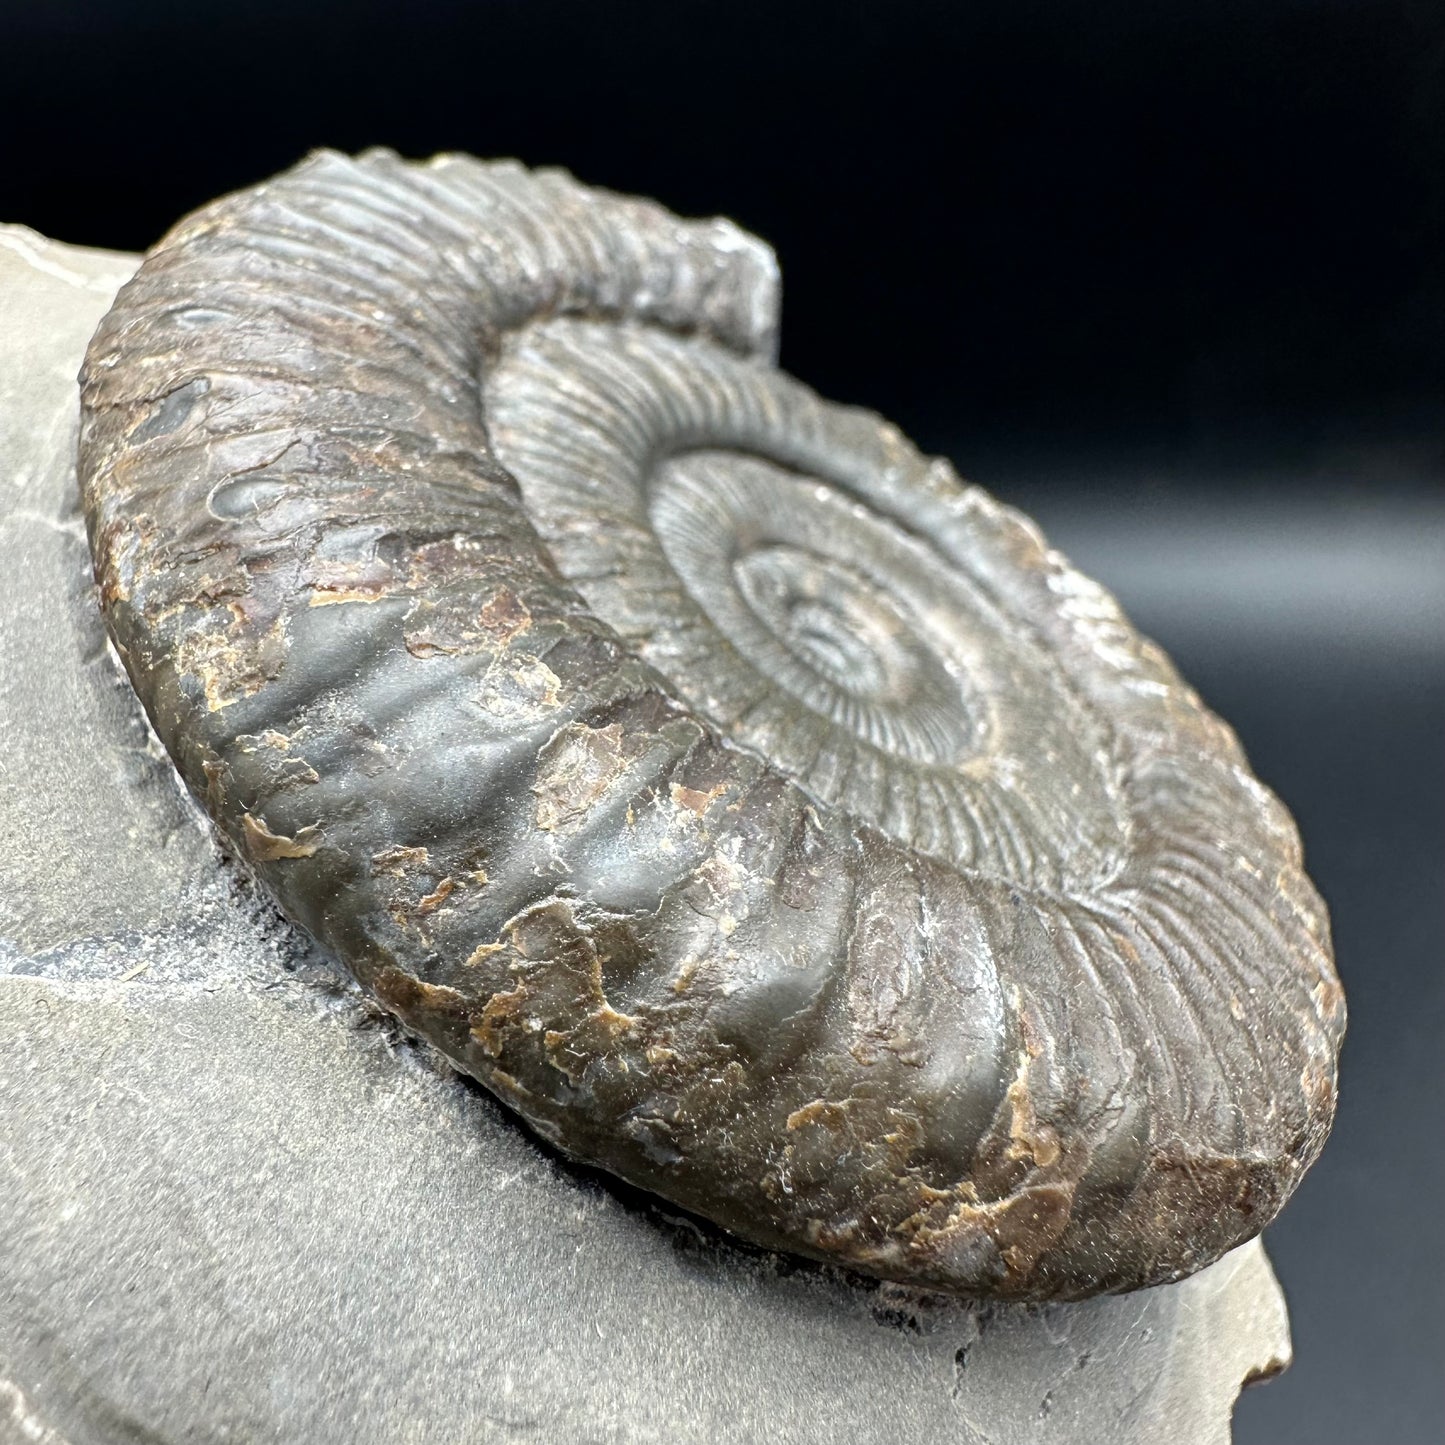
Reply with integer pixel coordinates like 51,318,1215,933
78,150,1344,1299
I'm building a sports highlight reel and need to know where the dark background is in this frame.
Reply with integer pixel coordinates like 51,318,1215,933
3,2,1441,1441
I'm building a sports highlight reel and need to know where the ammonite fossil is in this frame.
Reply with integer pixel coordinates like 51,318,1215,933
77,150,1344,1300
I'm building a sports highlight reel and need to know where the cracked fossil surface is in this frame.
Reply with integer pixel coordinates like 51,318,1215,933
77,150,1345,1300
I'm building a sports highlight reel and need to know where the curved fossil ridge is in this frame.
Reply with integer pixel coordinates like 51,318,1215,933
78,149,1344,1300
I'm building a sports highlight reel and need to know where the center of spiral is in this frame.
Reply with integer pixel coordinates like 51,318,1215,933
733,545,907,703
646,453,984,768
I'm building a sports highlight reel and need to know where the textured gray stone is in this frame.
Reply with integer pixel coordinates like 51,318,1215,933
0,224,1290,1444
0,227,208,960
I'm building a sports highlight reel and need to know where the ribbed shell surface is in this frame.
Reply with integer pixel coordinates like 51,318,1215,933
77,149,1344,1300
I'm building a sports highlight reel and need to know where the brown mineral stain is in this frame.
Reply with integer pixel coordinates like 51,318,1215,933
241,812,319,860
670,780,727,816
786,1100,849,1132
201,758,228,804
1312,976,1346,1022
309,587,386,606
1301,1061,1336,1115
373,967,471,1022
403,627,458,659
594,1004,638,1038
481,653,562,714
278,758,321,785
670,957,701,994
1004,1056,1062,1170
371,845,430,875
304,557,393,605
479,587,532,643
235,729,294,753
534,722,640,831
990,1183,1077,1278
417,878,457,913
179,616,287,713
472,986,529,1056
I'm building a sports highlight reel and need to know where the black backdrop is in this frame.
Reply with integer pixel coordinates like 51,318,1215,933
4,0,1441,478
3,3,1441,1442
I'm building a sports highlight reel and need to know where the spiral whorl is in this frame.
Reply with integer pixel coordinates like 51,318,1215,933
78,150,1343,1299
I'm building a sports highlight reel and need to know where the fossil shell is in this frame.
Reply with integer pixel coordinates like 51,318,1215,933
77,149,1344,1300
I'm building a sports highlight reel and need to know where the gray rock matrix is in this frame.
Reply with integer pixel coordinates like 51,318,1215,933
1,224,1288,1443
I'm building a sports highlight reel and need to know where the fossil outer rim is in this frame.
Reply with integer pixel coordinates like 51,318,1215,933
77,149,1344,1300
